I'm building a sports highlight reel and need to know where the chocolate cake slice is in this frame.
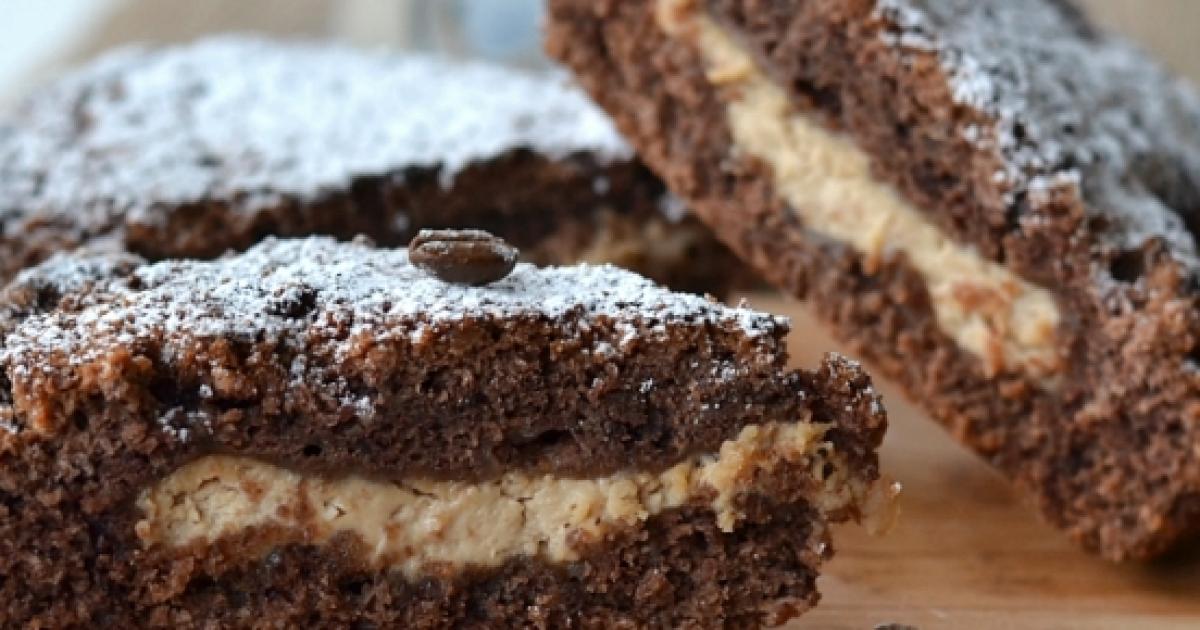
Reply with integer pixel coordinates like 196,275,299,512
0,35,749,295
0,233,893,627
546,0,1200,560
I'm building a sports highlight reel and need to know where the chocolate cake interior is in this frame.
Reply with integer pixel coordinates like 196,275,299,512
546,0,1200,559
0,238,890,626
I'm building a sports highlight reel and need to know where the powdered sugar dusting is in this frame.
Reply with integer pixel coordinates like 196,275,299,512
1,35,632,231
1,238,783,374
875,0,1200,271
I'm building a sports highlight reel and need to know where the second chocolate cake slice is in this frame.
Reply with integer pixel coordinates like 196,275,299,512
0,234,892,627
547,0,1200,560
0,36,750,294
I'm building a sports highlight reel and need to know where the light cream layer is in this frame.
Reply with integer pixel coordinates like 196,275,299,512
655,0,1062,379
136,422,864,578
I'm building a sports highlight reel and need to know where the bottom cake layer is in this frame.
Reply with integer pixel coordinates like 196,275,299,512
133,503,828,629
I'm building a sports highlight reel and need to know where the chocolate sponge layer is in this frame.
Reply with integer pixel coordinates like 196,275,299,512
545,0,1200,560
0,239,885,626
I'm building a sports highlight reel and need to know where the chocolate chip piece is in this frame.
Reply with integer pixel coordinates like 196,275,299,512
408,229,519,286
267,283,319,319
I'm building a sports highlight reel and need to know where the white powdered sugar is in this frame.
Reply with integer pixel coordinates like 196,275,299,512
0,35,632,229
874,0,1200,271
1,237,782,372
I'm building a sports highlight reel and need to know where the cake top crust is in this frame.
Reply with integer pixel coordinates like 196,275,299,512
0,237,782,383
875,0,1200,271
0,36,631,229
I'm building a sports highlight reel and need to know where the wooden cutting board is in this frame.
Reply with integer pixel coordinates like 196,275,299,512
731,295,1200,630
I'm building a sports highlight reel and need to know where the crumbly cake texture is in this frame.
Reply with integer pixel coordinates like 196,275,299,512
546,0,1200,560
0,35,750,295
0,237,888,627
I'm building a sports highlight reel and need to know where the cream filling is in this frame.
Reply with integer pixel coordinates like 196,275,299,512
136,422,872,578
655,0,1062,379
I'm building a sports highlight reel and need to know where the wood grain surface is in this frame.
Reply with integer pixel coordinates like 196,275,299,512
732,296,1200,630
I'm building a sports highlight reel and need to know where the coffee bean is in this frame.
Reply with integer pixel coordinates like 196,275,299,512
408,229,519,286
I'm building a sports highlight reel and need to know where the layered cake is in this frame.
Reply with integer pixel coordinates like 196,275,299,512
547,0,1200,559
0,232,893,627
0,36,749,294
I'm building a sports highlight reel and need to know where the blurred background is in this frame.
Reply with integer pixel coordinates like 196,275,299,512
1,0,1199,111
